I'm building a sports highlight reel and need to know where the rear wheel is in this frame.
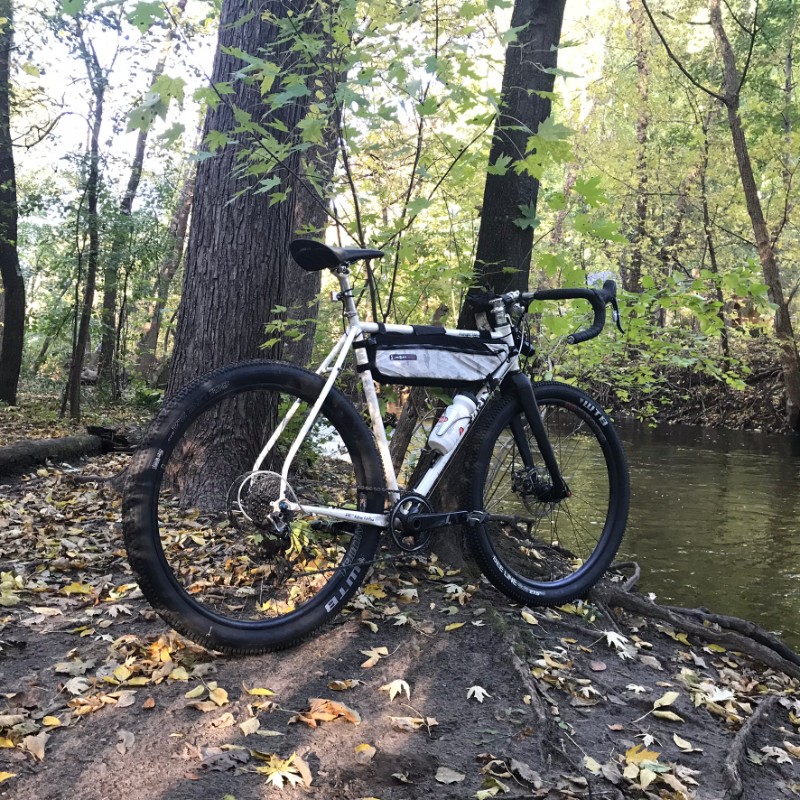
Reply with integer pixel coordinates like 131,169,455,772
465,381,629,605
123,361,385,653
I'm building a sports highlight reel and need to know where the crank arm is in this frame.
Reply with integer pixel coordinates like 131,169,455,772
404,510,488,533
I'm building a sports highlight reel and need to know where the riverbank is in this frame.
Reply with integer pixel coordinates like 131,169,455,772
2,450,800,799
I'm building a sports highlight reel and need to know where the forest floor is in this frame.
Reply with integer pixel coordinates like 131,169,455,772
2,410,800,800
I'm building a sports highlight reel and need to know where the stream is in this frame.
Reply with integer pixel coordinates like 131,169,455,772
617,421,800,649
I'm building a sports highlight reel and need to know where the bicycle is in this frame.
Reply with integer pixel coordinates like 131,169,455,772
123,239,630,654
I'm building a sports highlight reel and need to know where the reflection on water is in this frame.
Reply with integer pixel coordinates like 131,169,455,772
616,420,800,648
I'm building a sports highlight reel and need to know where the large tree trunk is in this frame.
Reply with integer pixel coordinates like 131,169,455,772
433,0,566,568
0,0,25,406
166,0,319,504
465,0,567,310
135,168,195,382
709,0,800,429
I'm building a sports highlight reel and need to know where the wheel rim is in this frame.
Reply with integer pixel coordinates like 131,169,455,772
481,398,619,588
151,384,368,627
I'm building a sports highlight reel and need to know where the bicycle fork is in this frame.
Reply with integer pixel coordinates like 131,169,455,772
506,372,570,503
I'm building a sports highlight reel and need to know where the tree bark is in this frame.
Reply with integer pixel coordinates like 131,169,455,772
166,0,320,504
709,0,800,429
0,434,103,477
464,0,567,312
623,0,649,296
0,0,25,406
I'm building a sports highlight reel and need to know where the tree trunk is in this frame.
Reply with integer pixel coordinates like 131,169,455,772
65,30,104,421
0,0,25,406
98,0,188,392
166,0,319,504
623,0,649,296
709,0,800,429
135,168,195,382
464,0,567,312
436,0,566,568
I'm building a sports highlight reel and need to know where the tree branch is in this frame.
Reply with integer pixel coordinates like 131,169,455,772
639,0,729,105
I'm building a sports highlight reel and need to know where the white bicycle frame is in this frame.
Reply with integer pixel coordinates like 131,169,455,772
250,263,521,530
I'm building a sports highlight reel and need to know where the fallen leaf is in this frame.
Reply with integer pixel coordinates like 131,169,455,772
388,716,426,732
355,743,377,764
209,687,229,706
444,622,465,632
0,772,16,784
185,685,205,699
240,717,260,736
62,582,93,596
583,755,602,774
520,610,539,625
360,646,389,668
653,691,680,709
42,716,61,728
467,685,491,703
246,686,275,696
673,733,701,752
328,679,360,691
435,766,465,784
291,698,361,727
625,744,660,765
23,731,48,761
640,767,657,790
653,709,684,722
116,730,134,755
379,679,410,702
142,697,156,709
784,741,800,758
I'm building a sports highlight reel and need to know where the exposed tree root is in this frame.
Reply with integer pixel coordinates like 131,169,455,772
591,577,800,680
722,695,780,799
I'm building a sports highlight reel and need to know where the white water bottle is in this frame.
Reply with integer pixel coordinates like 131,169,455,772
427,393,477,455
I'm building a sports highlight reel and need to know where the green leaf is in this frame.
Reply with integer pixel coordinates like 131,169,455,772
159,122,186,146
536,116,573,141
574,176,607,207
513,202,539,230
486,154,512,176
417,96,438,116
406,197,432,216
60,0,85,16
127,1,167,33
546,191,567,211
573,214,626,242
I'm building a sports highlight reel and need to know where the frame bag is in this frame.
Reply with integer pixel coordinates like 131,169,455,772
358,330,509,387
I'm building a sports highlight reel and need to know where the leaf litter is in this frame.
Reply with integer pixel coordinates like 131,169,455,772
1,438,799,798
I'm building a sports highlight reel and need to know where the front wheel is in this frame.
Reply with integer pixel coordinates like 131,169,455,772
464,381,629,606
123,360,386,654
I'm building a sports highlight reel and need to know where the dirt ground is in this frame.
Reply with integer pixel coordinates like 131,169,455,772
2,452,800,800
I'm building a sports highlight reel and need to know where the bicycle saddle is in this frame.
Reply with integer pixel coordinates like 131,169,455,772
290,239,384,272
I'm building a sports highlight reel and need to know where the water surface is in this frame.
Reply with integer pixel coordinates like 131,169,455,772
617,421,800,648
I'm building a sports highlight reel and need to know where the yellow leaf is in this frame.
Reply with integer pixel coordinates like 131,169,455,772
673,734,693,751
0,772,16,784
185,685,205,699
363,583,387,599
354,743,377,764
62,582,93,596
640,768,657,790
625,744,660,765
42,716,61,728
706,643,726,653
583,755,602,774
113,665,132,682
520,610,539,625
169,667,190,681
622,763,639,780
127,676,150,686
360,646,389,668
653,710,684,722
246,686,274,696
444,622,465,632
0,738,14,748
653,691,680,709
209,687,229,706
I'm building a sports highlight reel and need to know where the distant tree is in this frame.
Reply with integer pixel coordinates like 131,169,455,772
0,0,24,406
